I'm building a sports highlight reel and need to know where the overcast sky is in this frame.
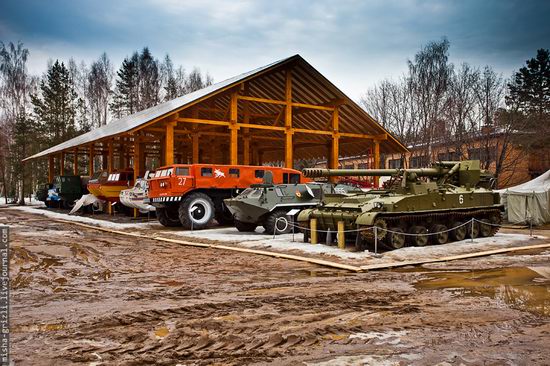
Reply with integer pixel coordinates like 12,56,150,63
1,0,549,99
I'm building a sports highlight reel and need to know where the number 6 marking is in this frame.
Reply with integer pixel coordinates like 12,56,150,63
459,194,464,204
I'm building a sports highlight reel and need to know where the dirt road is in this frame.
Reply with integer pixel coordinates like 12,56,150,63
3,208,549,365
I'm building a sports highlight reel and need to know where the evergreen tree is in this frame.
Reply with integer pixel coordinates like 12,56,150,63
111,52,139,118
9,110,36,204
507,49,550,117
31,60,81,147
138,47,160,109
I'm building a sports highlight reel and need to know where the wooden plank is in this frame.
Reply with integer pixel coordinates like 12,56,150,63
360,243,550,271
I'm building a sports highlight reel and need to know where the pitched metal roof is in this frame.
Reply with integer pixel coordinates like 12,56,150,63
24,54,407,161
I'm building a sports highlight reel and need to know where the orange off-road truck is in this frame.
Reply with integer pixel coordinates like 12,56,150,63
147,164,307,229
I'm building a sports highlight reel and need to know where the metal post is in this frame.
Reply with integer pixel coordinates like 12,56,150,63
374,226,378,255
310,218,318,244
470,218,474,243
337,221,345,249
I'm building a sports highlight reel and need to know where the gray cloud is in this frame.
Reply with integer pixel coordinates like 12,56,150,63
1,0,548,98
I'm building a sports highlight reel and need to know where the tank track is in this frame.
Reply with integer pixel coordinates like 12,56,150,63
360,208,502,244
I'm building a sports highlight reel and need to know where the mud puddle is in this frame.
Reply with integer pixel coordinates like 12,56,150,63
415,266,550,316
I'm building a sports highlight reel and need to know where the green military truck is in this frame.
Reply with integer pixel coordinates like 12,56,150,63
37,175,88,209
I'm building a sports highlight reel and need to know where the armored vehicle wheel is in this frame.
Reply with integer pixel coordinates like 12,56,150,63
385,227,405,249
450,221,467,241
410,225,428,246
235,220,257,232
467,221,480,239
303,229,310,243
431,224,448,245
479,219,492,237
215,212,234,226
157,206,182,227
179,193,215,230
263,210,292,235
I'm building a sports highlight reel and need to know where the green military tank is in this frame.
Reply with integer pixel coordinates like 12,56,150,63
297,160,503,250
224,181,361,235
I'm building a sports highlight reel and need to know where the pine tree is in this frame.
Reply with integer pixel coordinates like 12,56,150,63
111,52,139,118
507,49,550,117
31,60,81,147
138,47,160,109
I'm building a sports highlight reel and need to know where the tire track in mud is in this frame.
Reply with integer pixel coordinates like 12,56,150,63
55,290,410,364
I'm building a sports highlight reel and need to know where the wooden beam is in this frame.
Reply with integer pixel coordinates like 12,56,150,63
191,108,199,164
330,108,340,182
177,117,230,127
229,90,239,165
59,153,65,175
133,136,141,181
88,144,94,175
237,95,286,106
374,140,380,187
238,123,285,131
48,155,54,182
108,140,114,172
73,148,78,175
285,69,293,168
292,102,334,111
165,121,176,165
243,91,251,165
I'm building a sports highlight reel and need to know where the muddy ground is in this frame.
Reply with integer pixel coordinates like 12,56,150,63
2,208,549,365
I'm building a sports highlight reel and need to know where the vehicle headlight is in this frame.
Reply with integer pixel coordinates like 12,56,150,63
373,201,383,209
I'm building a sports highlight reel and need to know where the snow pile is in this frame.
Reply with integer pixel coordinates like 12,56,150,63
6,205,161,230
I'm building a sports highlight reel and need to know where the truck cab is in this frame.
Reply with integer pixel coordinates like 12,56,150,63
147,164,307,229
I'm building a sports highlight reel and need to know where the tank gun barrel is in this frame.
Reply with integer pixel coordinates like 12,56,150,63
302,167,449,178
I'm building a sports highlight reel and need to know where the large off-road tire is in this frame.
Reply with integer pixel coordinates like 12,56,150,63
157,206,182,227
263,210,292,235
234,220,258,232
179,192,215,230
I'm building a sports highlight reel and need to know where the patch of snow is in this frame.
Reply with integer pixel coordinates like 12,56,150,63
305,355,400,366
173,227,374,259
5,205,161,231
349,330,408,345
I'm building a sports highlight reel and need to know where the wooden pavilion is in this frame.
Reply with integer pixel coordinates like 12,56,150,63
24,55,407,184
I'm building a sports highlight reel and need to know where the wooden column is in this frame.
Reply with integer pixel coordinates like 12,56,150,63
48,156,54,182
108,140,114,171
243,85,251,165
73,148,78,175
374,140,380,187
229,90,239,165
191,108,200,163
284,69,293,168
133,136,141,181
88,144,94,175
59,153,65,175
330,108,340,182
165,121,176,165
